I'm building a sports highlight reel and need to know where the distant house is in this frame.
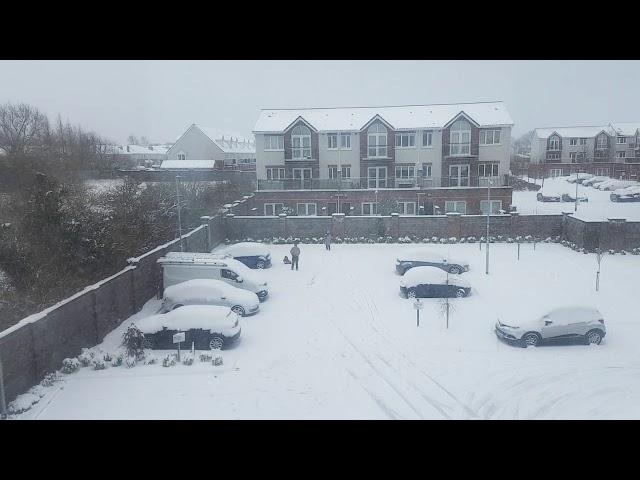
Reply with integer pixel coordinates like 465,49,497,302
166,124,256,170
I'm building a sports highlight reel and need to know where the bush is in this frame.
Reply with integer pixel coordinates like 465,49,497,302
92,358,107,370
144,355,157,365
41,372,62,387
111,355,123,367
78,349,94,367
125,356,137,369
61,357,80,374
467,236,477,243
182,355,194,366
103,352,113,362
162,355,176,367
121,324,146,360
199,352,213,363
212,351,224,366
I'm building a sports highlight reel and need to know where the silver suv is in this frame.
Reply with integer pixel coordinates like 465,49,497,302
495,307,606,347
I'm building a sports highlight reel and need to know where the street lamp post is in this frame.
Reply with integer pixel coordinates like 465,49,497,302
486,178,491,275
575,170,579,212
175,175,184,252
375,189,379,215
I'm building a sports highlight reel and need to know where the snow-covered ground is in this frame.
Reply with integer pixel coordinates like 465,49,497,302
512,177,640,221
14,242,640,420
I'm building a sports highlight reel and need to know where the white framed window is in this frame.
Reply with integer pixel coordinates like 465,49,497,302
450,120,471,156
292,168,312,188
480,129,501,145
395,164,416,179
264,135,284,151
547,153,560,160
362,202,378,215
340,133,351,149
617,151,626,159
264,203,284,216
368,166,387,188
478,163,498,177
395,132,416,148
595,167,609,176
480,200,502,215
449,164,470,187
580,138,587,145
570,138,578,146
422,130,433,147
266,167,285,180
327,134,338,150
177,152,187,161
548,136,560,150
569,152,577,162
596,135,608,149
444,201,466,214
618,136,627,144
398,201,416,215
550,169,563,177
292,125,312,159
367,124,388,158
422,163,432,177
328,165,338,179
341,165,351,178
296,203,317,216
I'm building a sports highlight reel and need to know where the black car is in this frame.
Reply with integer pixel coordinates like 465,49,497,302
561,193,588,202
396,249,469,275
399,266,471,298
216,242,272,269
537,192,561,202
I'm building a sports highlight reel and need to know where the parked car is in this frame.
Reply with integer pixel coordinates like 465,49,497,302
395,249,469,275
596,180,640,191
161,279,260,316
494,306,606,347
561,193,588,202
137,305,241,350
216,242,272,269
158,252,269,301
536,192,561,202
566,173,594,184
610,186,640,202
399,266,471,298
582,176,610,187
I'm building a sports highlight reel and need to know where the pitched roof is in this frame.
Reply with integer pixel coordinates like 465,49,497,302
194,125,255,154
534,126,615,139
253,101,513,133
610,123,640,136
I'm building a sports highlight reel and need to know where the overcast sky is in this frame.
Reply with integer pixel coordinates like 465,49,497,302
1,60,639,144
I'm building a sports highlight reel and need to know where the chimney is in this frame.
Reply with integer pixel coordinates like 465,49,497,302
126,145,130,152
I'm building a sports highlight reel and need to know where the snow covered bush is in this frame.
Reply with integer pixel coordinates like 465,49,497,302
162,355,176,368
8,393,41,415
61,357,80,374
459,237,467,243
121,324,146,360
467,236,477,243
199,352,213,363
144,355,157,365
125,356,137,369
506,237,514,243
111,354,123,367
103,352,113,363
41,372,62,387
211,351,224,366
524,235,533,243
497,235,504,242
182,355,194,366
449,237,457,243
431,236,439,243
92,358,107,370
439,238,447,244
515,236,523,243
78,349,94,367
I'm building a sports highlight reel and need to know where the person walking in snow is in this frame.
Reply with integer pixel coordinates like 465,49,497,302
290,242,300,270
324,231,332,251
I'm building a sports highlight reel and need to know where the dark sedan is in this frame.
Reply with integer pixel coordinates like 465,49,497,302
216,242,272,269
396,249,469,275
399,266,471,299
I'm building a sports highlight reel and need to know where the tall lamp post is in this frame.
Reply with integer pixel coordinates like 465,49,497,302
575,169,579,212
485,178,492,275
175,175,184,252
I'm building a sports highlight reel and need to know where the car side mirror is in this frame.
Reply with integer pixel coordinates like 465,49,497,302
545,320,552,326
236,276,243,283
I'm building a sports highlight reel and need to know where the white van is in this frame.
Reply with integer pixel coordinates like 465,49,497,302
158,252,269,301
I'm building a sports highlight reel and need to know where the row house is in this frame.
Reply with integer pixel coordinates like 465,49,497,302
251,102,514,216
530,123,640,179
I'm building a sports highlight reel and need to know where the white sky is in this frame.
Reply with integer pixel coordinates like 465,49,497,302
1,60,639,144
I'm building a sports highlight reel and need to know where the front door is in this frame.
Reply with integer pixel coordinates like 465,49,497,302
327,202,337,215
293,168,312,189
368,166,387,189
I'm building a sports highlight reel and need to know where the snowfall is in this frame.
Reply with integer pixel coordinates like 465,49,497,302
11,237,640,420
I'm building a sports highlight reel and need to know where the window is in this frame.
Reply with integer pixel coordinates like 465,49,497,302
328,165,338,179
547,153,560,160
617,151,626,159
395,132,416,148
296,203,317,216
444,201,466,214
596,135,608,149
362,202,378,215
264,203,284,216
340,133,351,149
570,138,578,146
478,163,498,177
368,166,387,188
398,201,416,215
449,164,470,187
422,163,432,177
266,167,285,180
595,168,609,176
264,135,284,151
569,152,585,163
480,200,502,215
569,152,577,162
327,134,338,150
450,120,471,156
367,123,388,158
480,129,501,145
618,137,627,144
221,269,239,280
395,164,416,179
548,136,560,150
422,130,433,147
292,125,312,159
177,152,186,161
550,169,563,177
341,165,351,178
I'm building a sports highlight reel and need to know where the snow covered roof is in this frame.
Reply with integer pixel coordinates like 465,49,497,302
160,160,216,169
253,101,514,133
194,125,256,154
148,145,169,154
610,123,640,136
534,126,615,139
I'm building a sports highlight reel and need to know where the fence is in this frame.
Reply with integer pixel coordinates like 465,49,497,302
0,218,222,404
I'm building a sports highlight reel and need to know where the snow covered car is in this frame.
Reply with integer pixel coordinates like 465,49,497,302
582,176,609,187
216,242,272,269
596,180,639,191
561,193,588,202
137,305,241,350
566,173,594,184
161,279,260,316
610,186,640,202
399,266,471,299
395,249,469,275
536,192,561,202
495,306,606,348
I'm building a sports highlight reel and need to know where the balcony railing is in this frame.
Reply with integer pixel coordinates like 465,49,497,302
257,175,508,191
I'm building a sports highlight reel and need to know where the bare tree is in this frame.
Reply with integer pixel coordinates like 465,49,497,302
0,102,49,156
127,134,139,145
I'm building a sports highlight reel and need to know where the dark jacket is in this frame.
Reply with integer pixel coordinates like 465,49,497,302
290,246,300,257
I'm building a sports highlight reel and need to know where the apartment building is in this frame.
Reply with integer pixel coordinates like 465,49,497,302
251,102,514,216
530,123,640,179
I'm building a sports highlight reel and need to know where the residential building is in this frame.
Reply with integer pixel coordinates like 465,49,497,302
530,123,640,179
167,124,256,171
251,102,514,215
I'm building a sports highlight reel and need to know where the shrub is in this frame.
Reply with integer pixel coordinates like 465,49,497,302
162,355,176,367
125,356,137,369
431,236,439,243
61,358,80,374
507,237,514,243
103,352,113,362
92,358,107,370
144,355,157,365
78,349,94,367
449,237,457,243
41,372,62,387
121,324,146,360
211,351,224,366
182,355,194,366
467,236,477,243
199,352,213,363
111,355,123,367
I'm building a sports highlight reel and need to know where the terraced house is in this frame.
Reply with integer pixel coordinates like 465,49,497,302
251,102,514,216
530,123,640,179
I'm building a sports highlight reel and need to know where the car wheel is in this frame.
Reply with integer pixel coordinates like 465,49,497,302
171,304,184,310
585,329,603,345
455,288,466,298
521,332,541,348
209,336,224,350
407,288,417,299
231,305,245,316
536,193,543,201
256,260,265,269
449,266,461,274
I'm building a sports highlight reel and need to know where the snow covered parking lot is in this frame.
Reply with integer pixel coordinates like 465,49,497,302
15,242,640,420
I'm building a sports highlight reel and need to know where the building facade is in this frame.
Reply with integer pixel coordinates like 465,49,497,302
530,123,640,179
166,124,256,171
251,102,514,216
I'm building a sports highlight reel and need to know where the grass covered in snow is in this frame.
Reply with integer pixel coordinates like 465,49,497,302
13,243,640,419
